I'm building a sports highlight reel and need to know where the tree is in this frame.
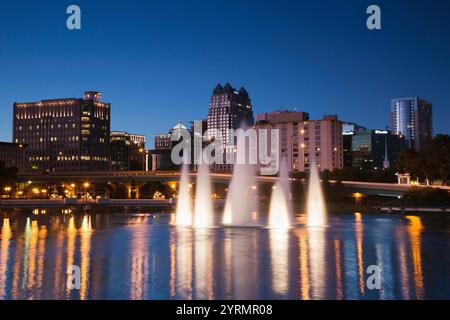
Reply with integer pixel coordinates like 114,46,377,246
402,187,450,206
421,135,450,185
396,135,450,185
396,149,425,180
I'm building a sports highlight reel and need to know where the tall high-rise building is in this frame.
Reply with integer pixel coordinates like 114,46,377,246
207,83,254,171
110,131,146,171
391,97,432,150
13,91,111,173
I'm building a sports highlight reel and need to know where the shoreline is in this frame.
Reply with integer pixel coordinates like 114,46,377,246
1,199,449,216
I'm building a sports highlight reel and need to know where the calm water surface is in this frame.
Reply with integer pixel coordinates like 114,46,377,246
0,212,449,300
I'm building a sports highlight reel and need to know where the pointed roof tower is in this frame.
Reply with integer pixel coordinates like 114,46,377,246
213,84,223,95
238,87,248,97
169,121,187,133
222,83,234,94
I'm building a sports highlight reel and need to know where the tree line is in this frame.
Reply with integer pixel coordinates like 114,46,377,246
396,134,450,186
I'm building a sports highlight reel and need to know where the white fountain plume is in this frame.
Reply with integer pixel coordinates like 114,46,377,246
306,161,327,227
222,164,258,226
175,160,193,226
268,159,292,228
193,156,214,228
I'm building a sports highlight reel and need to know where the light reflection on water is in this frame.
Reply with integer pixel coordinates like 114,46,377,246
0,212,449,300
270,229,289,295
0,218,11,299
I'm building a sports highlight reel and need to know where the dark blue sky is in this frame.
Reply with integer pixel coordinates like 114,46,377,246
1,0,449,146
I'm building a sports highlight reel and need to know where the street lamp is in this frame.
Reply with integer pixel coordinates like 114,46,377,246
32,188,40,198
83,182,90,200
353,192,362,205
3,186,12,198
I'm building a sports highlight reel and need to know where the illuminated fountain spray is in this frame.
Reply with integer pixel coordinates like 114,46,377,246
306,161,327,227
193,160,214,228
268,159,292,228
223,164,258,226
175,161,193,226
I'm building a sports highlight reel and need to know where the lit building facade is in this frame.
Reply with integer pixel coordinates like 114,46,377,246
342,122,367,168
13,91,110,173
207,83,254,172
256,110,309,171
154,121,187,151
110,131,146,171
298,115,343,171
350,130,405,170
154,133,172,150
391,97,432,150
255,111,343,172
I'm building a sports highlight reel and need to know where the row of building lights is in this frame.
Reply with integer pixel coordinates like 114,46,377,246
2,182,92,197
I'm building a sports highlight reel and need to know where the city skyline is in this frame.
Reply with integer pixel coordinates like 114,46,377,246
1,0,450,145
0,1,450,305
3,86,440,150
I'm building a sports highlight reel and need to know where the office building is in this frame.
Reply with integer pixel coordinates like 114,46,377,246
154,121,187,151
150,121,189,171
342,122,367,167
255,110,309,171
207,83,254,172
13,91,110,173
255,111,343,172
110,131,146,171
391,97,432,150
0,142,27,173
350,129,404,170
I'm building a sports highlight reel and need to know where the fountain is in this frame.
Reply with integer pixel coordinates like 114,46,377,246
193,161,214,228
306,161,327,227
268,159,292,228
222,164,258,226
175,162,193,226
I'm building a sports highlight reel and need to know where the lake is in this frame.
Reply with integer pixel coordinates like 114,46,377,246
0,212,449,299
